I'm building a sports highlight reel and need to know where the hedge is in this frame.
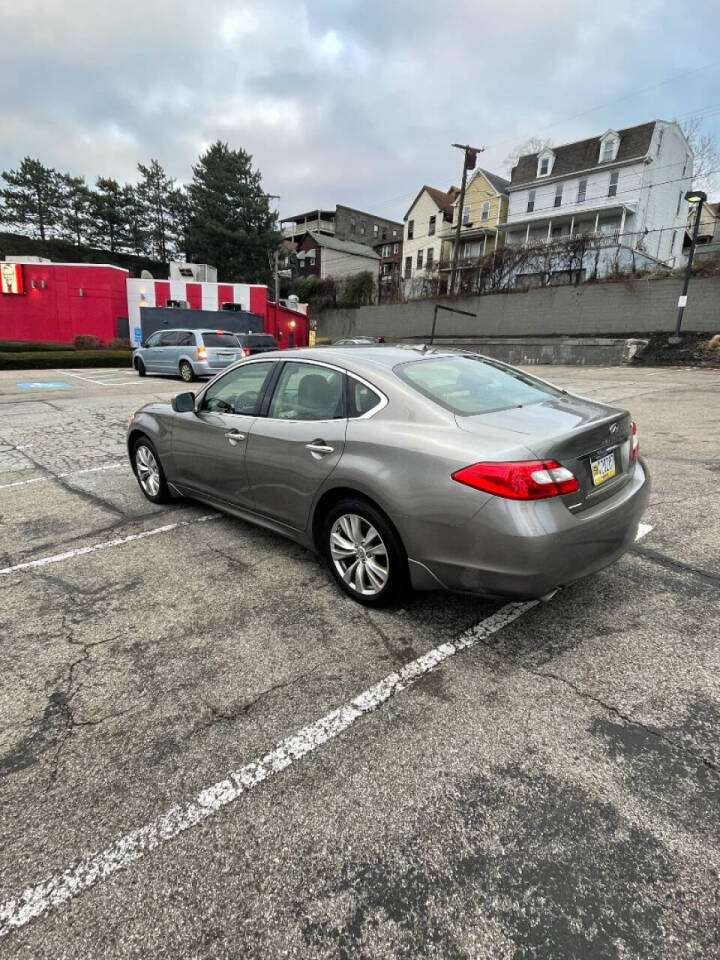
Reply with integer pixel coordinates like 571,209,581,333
0,339,76,353
0,350,133,370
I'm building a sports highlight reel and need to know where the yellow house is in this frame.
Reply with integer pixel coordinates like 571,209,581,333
442,168,510,271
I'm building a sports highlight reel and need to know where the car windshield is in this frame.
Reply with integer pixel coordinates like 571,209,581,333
396,355,563,415
201,333,239,347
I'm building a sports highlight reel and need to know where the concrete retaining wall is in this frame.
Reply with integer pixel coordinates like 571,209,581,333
317,275,720,342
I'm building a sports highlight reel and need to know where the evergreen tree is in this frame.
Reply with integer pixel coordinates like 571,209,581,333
88,177,128,253
184,140,279,283
136,159,184,262
0,157,63,240
59,173,93,246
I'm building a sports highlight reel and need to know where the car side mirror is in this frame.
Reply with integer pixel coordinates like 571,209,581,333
172,391,196,413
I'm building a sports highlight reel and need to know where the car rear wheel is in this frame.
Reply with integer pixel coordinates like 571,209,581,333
179,360,195,383
323,498,408,606
135,357,146,377
133,437,171,503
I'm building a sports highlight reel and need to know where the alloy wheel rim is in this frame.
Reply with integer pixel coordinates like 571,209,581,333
181,364,192,381
330,514,389,596
136,445,160,497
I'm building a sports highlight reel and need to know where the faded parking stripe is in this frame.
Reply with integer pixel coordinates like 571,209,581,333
0,514,219,575
0,462,125,491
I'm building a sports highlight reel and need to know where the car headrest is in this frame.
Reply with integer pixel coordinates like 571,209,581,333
297,373,340,414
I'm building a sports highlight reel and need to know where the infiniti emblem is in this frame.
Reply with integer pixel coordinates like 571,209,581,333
609,423,619,434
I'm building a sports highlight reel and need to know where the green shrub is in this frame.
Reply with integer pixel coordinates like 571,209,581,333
0,350,132,370
0,339,75,353
73,334,103,350
107,336,131,349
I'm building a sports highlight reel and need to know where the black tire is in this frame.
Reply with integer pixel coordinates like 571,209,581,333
135,357,146,377
132,436,171,504
179,360,196,383
322,497,409,607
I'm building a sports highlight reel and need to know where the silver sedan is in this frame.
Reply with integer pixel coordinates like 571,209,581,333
127,346,649,606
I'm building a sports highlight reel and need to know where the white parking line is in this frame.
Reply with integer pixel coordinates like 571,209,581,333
0,600,537,938
0,520,656,936
0,462,125,491
0,514,219,575
636,522,653,540
57,370,138,387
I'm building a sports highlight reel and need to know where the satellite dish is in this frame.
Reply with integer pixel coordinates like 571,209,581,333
140,269,154,280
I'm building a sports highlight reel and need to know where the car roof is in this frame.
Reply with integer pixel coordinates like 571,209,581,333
288,344,464,372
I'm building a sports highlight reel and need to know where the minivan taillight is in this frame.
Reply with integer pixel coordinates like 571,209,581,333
241,346,251,357
630,421,639,460
452,460,579,500
197,346,207,360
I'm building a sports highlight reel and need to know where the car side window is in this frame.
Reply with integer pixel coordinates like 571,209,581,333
145,332,162,347
159,331,178,346
268,362,344,421
348,377,382,417
200,362,274,416
177,331,194,346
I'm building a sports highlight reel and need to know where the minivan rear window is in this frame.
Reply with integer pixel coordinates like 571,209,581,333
396,356,563,416
200,333,239,347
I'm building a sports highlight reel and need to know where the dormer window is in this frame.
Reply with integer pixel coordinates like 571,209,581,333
537,149,554,177
599,131,620,163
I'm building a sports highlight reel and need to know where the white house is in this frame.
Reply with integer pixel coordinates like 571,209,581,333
402,185,459,297
502,120,693,278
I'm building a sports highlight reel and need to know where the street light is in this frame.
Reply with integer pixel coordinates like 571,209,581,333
670,188,707,342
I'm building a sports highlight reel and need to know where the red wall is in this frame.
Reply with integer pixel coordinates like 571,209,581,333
0,263,129,343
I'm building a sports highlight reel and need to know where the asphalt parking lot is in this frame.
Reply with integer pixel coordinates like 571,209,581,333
0,362,718,959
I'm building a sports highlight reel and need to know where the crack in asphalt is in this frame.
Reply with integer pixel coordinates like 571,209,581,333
629,543,720,587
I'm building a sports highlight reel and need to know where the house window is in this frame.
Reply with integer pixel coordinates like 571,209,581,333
462,205,471,224
373,224,379,237
539,157,549,176
393,243,399,253
429,215,436,236
407,219,414,240
577,178,587,203
426,248,434,268
527,190,536,213
404,256,412,279
676,191,683,216
554,184,563,208
608,172,619,197
480,201,490,221
350,218,356,233
682,158,688,178
417,250,423,269
381,244,389,257
392,228,398,236
359,220,366,235
601,139,615,163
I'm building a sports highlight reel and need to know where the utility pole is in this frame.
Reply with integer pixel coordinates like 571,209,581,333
448,142,484,295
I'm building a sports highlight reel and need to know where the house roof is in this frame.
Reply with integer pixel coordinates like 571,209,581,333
304,232,380,259
475,167,510,195
404,185,460,221
509,121,657,188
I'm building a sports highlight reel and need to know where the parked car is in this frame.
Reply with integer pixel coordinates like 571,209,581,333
133,329,250,382
332,336,385,346
234,332,280,356
127,346,649,606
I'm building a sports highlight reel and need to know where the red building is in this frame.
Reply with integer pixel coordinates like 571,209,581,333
0,261,128,343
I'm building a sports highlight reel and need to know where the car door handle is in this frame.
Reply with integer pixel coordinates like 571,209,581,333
306,441,334,457
224,430,246,445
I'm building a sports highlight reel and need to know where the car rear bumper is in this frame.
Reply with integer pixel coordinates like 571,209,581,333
407,459,650,598
193,360,235,377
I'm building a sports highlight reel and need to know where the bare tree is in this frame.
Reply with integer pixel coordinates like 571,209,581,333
680,116,719,193
503,137,553,176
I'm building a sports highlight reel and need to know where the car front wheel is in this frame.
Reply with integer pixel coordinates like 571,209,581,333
323,498,408,606
133,437,171,503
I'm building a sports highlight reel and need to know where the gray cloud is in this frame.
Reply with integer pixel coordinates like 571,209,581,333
1,0,718,219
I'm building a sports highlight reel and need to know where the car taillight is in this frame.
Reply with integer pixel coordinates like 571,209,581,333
197,346,207,360
630,421,639,460
241,346,251,357
452,460,579,500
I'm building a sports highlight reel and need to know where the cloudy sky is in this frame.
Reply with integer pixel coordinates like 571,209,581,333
2,0,719,222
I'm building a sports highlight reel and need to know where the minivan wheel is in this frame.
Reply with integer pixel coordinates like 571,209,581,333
323,498,408,606
133,437,171,503
179,360,195,383
135,357,146,377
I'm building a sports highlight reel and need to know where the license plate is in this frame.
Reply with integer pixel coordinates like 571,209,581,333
218,352,234,359
590,451,616,486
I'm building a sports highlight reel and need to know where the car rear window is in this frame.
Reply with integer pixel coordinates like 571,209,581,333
246,334,278,346
200,333,239,347
396,356,563,416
